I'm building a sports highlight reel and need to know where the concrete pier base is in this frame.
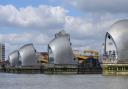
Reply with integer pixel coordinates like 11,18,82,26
102,63,128,76
0,64,102,74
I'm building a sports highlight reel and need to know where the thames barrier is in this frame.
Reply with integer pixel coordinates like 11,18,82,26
1,19,128,75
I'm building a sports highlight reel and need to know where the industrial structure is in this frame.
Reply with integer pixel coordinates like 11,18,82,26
104,19,128,63
73,50,101,73
48,30,76,64
74,50,99,64
103,19,128,75
0,30,102,74
7,43,38,67
0,19,128,75
19,44,38,66
8,50,20,67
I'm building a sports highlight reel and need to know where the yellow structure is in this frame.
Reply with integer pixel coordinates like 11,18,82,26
37,52,48,65
73,50,99,64
37,50,99,65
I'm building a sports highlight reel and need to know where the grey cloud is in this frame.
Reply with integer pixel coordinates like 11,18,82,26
60,0,128,13
0,33,50,45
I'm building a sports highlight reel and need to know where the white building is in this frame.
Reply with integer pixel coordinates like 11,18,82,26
0,43,5,62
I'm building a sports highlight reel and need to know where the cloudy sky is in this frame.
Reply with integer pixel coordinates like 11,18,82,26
0,0,128,58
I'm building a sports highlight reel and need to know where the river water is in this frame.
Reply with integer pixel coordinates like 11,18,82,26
0,73,128,89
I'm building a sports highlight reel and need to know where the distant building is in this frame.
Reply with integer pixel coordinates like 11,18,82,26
37,52,48,65
0,43,5,62
73,50,99,64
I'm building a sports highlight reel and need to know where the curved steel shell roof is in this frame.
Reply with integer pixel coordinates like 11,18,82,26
107,19,128,62
8,50,19,66
48,31,75,64
19,43,38,66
